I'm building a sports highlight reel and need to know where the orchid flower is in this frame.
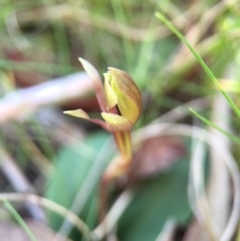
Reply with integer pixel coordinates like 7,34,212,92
64,58,142,179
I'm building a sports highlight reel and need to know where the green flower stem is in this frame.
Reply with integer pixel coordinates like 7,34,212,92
113,131,132,161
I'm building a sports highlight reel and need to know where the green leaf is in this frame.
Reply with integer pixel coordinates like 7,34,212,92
45,131,112,233
118,159,191,241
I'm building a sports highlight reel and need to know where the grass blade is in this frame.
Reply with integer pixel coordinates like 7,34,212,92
189,108,240,145
3,200,38,241
155,12,240,120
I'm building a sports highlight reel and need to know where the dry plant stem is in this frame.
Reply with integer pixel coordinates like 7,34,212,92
0,193,91,241
152,97,211,124
11,3,198,42
189,132,218,241
184,71,233,241
167,0,227,72
134,123,240,241
0,72,93,123
0,146,45,222
18,130,54,176
92,189,134,240
207,71,232,236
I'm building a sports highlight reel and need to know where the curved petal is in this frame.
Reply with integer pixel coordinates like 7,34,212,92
101,112,133,131
112,79,139,123
104,73,118,110
106,67,142,123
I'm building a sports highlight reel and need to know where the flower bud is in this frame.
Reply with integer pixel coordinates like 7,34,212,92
64,58,142,132
102,67,142,131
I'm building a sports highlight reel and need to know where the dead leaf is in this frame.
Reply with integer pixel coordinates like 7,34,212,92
128,136,186,181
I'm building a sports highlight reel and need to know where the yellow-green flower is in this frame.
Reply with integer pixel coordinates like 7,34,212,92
64,58,142,133
64,58,142,179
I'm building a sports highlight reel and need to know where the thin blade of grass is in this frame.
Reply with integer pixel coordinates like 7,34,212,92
189,108,240,145
155,12,240,120
3,200,38,241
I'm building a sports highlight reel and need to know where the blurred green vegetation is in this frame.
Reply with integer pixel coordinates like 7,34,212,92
1,0,240,240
